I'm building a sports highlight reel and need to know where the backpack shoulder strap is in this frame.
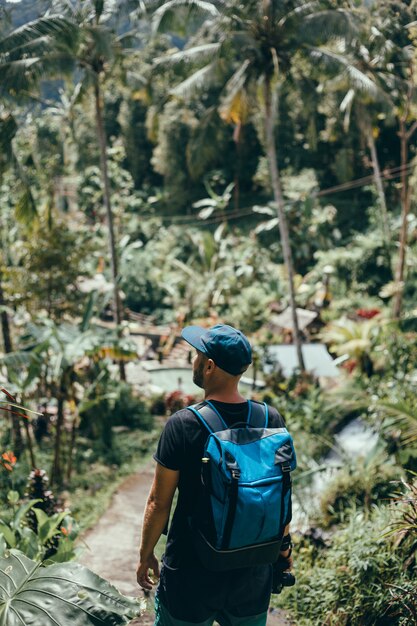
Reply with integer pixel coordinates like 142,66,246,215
188,401,227,433
247,400,268,428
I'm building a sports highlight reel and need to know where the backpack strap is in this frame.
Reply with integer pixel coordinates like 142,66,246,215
247,401,268,428
188,400,268,432
188,401,227,433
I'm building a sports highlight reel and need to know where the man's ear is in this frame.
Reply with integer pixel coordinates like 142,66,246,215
206,358,216,373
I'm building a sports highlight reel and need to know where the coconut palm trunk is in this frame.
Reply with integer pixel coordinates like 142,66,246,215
51,376,66,486
0,272,12,355
366,128,390,249
0,272,24,454
263,78,305,371
393,120,413,319
21,401,36,470
94,81,126,381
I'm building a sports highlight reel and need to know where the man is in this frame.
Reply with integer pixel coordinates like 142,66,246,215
137,324,291,626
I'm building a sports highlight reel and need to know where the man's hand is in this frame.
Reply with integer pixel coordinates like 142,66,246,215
279,552,293,571
136,553,160,590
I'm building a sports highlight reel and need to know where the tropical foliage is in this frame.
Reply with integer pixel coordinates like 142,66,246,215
1,0,417,624
0,549,143,626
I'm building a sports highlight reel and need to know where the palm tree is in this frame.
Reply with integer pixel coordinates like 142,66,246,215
320,40,393,250
46,0,137,378
153,0,368,370
367,0,417,317
0,13,77,416
0,105,38,454
0,2,139,379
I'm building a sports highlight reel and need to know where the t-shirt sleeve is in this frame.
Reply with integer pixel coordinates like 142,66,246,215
153,412,185,471
267,405,286,428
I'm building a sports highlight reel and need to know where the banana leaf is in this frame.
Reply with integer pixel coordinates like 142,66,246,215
0,549,143,626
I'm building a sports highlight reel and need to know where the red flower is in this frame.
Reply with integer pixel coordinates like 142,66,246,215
356,308,380,319
342,359,357,374
1,450,17,471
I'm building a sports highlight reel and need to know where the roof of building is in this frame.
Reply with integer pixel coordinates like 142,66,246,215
265,343,339,378
270,307,318,331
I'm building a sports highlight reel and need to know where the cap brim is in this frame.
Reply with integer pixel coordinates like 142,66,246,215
181,325,207,353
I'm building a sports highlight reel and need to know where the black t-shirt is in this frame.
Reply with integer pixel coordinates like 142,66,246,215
154,400,285,568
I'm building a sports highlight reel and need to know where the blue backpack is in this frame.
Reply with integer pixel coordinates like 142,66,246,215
187,399,296,571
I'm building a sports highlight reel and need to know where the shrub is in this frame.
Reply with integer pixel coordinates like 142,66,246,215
0,489,78,563
112,383,154,431
319,454,400,526
79,381,154,449
280,507,416,626
165,390,197,414
150,393,167,416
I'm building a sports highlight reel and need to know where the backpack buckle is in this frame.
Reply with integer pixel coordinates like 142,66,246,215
281,461,291,473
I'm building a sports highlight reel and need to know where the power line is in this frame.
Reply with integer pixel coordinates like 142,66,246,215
148,160,415,228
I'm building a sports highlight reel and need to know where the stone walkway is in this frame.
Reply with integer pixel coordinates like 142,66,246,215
78,465,293,626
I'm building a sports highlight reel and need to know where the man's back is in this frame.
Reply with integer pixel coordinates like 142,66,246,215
137,324,292,626
155,400,285,568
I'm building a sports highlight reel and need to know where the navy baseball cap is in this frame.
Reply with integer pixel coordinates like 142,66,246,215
181,324,252,375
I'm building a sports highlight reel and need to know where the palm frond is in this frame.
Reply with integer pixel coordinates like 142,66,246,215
0,58,41,95
302,9,361,44
223,58,250,98
278,1,321,28
152,0,219,34
310,47,379,98
154,42,220,66
0,16,77,56
340,87,355,131
378,401,417,445
170,62,215,99
219,59,251,122
15,188,37,225
0,54,75,96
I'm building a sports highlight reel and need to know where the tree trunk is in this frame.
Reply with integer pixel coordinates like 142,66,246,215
263,79,305,371
51,376,66,486
393,122,411,319
366,128,390,249
66,412,77,483
94,80,126,381
233,122,242,212
0,274,23,454
0,272,12,355
21,402,36,470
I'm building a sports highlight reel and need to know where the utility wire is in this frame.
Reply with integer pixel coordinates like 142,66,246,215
148,160,415,228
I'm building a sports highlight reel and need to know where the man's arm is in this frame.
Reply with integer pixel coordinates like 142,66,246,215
136,463,179,590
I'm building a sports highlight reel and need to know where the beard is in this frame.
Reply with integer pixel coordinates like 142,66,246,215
193,359,205,389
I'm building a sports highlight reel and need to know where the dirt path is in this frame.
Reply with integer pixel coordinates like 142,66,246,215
78,464,293,626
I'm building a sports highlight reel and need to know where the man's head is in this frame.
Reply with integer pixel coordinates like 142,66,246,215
181,324,252,390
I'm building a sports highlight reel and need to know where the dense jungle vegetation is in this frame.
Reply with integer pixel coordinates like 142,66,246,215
0,0,416,624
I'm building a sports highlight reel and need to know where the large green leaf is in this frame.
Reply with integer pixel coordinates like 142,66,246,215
0,550,143,626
